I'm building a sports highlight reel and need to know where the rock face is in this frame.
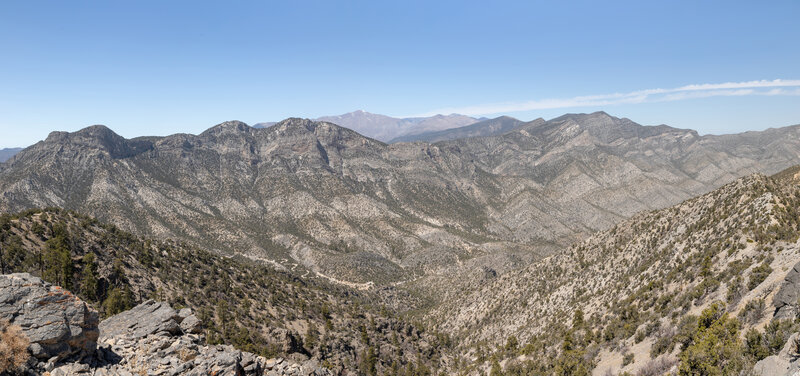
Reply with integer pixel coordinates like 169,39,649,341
0,273,98,362
774,261,800,319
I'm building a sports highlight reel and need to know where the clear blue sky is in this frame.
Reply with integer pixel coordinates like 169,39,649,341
1,0,799,147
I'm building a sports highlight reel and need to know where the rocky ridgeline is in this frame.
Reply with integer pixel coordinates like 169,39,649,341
3,113,800,292
0,273,330,375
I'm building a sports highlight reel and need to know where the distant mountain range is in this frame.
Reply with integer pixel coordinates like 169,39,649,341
0,147,22,162
3,112,800,374
389,115,533,143
2,111,800,293
254,110,481,142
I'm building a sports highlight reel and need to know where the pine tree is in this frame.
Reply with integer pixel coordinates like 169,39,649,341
81,253,98,301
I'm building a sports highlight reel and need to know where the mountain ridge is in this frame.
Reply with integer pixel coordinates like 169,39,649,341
2,113,800,304
254,110,480,142
388,115,537,143
424,167,800,374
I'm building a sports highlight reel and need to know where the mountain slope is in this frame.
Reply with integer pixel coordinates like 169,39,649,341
1,113,800,299
429,168,800,374
0,208,449,374
389,116,536,143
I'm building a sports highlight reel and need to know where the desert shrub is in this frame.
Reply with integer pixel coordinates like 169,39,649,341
726,276,745,305
747,261,773,290
635,329,646,344
0,319,29,373
678,303,745,375
763,319,798,355
744,328,769,361
637,356,678,376
650,326,676,358
623,352,635,366
738,298,765,325
674,315,698,351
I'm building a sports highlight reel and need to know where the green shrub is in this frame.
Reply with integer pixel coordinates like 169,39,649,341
738,298,765,325
103,286,134,316
678,303,745,375
748,261,773,290
622,352,634,366
744,329,769,361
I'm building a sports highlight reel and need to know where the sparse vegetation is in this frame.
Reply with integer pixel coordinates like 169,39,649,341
748,259,773,290
0,208,450,374
4,119,800,375
678,303,745,375
427,169,800,374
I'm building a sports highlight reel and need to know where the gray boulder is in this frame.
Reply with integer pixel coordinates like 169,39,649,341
0,276,327,376
180,311,203,334
99,299,194,340
774,261,800,319
0,273,99,361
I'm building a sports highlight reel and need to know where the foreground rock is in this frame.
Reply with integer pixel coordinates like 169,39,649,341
98,300,199,340
0,274,329,375
52,299,332,376
0,273,98,364
753,332,800,376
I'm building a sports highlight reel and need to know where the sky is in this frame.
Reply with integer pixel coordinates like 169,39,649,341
1,0,799,148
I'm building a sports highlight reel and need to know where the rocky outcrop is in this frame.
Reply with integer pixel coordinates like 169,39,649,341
774,261,800,319
51,299,331,376
98,299,197,340
3,113,800,292
0,274,330,375
0,273,98,363
753,332,800,375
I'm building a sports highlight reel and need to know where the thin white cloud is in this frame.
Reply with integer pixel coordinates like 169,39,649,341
414,79,800,117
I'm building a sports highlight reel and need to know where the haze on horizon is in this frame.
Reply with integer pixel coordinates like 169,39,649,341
1,0,799,148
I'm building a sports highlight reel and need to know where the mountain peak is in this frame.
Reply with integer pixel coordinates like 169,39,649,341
45,124,117,142
275,117,319,131
199,120,250,136
275,117,376,141
41,124,152,159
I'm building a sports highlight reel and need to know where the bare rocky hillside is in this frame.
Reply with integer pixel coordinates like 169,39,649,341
1,112,798,299
429,168,800,374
